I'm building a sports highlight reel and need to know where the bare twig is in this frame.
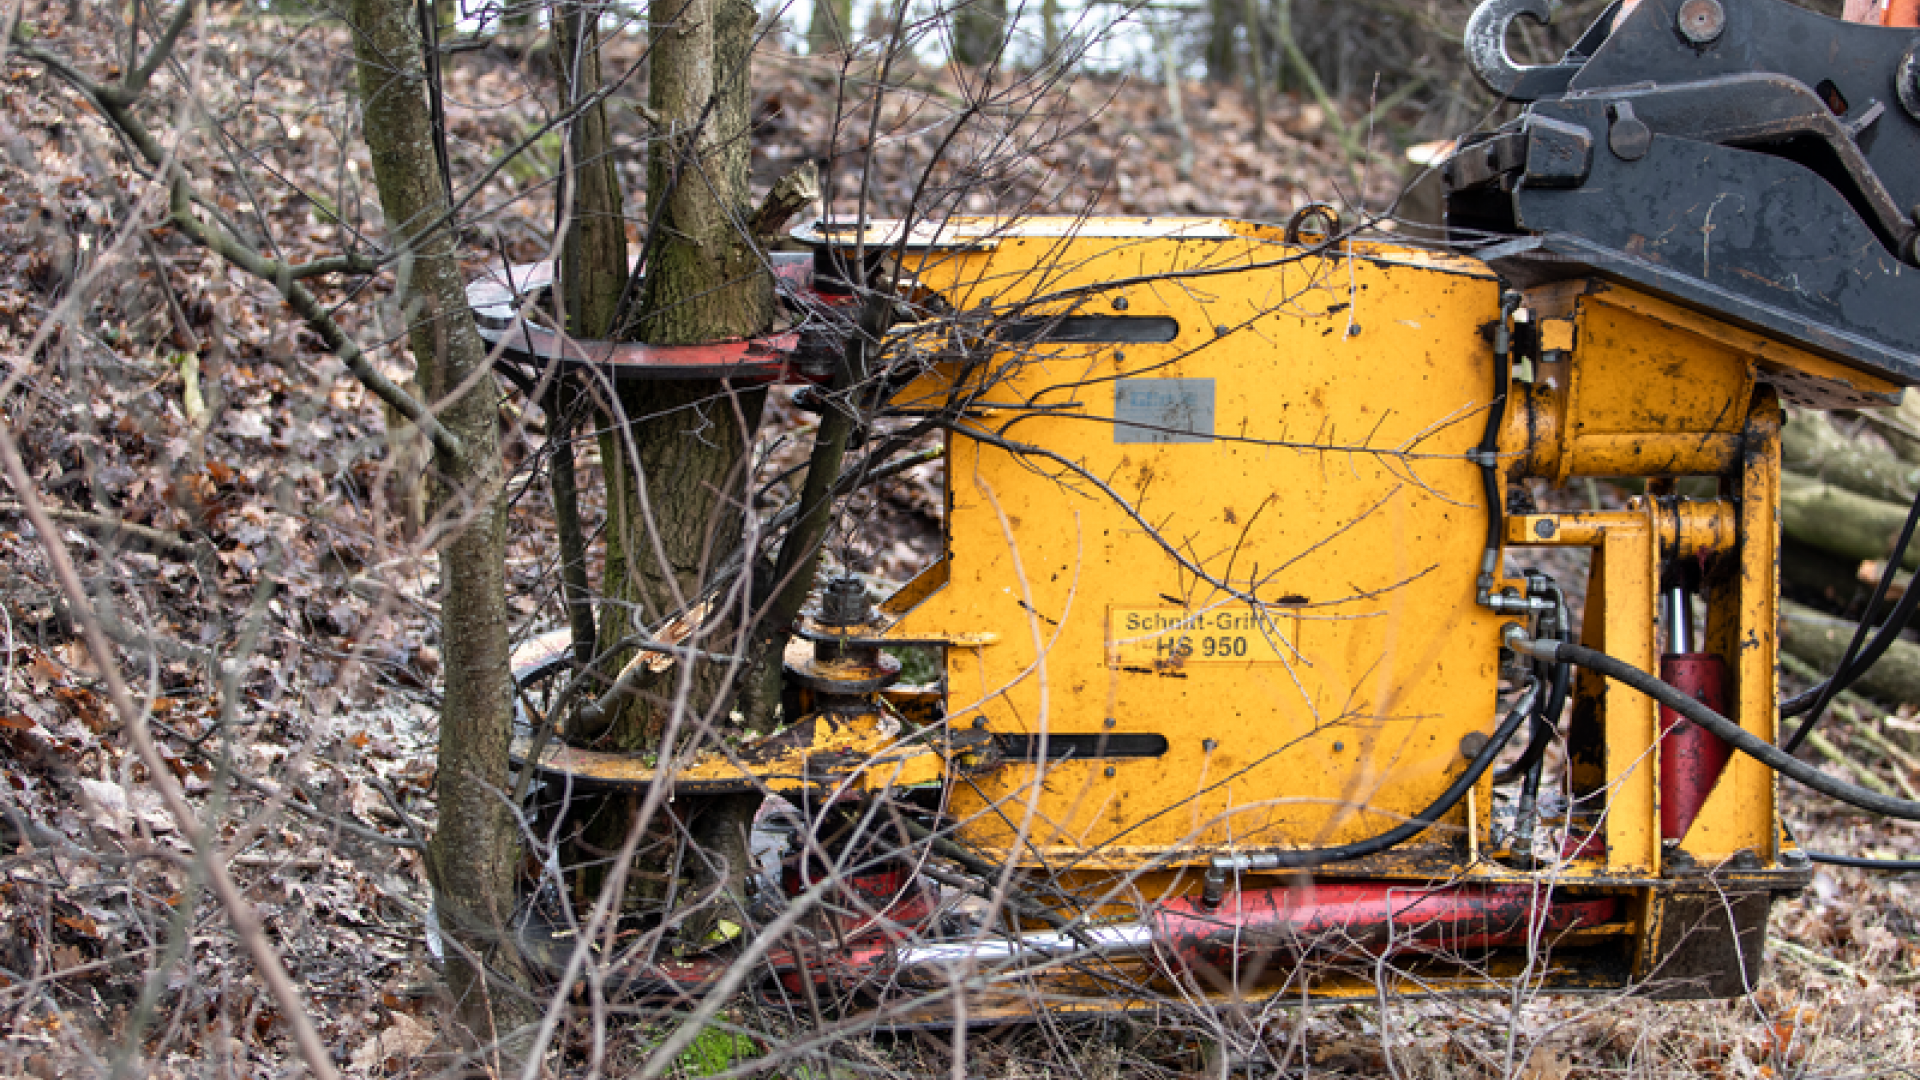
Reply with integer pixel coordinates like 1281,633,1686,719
0,424,344,1080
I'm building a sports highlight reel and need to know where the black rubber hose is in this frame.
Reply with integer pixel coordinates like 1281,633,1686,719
1210,681,1540,886
1806,850,1920,872
1474,295,1520,561
1514,635,1920,821
1780,481,1920,744
1496,654,1570,785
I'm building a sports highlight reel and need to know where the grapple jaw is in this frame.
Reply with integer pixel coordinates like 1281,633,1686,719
1448,0,1920,391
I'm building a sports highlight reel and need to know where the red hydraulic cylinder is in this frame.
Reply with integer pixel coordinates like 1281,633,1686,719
1155,881,1620,972
1657,652,1732,841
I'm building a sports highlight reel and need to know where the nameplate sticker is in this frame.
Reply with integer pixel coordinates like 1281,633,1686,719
1107,606,1298,668
1114,378,1214,443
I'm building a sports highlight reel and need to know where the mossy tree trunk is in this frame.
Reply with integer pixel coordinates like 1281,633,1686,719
953,0,1008,67
555,0,778,934
574,0,772,751
553,0,627,343
349,0,534,1059
809,0,854,53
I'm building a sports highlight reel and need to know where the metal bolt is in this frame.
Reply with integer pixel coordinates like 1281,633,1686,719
820,576,870,625
1103,717,1117,729
1112,296,1129,311
1534,517,1557,538
1104,767,1117,778
1332,741,1345,753
972,717,988,730
1202,738,1218,753
1676,0,1725,45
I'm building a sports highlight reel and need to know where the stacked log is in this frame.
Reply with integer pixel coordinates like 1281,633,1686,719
1778,408,1920,705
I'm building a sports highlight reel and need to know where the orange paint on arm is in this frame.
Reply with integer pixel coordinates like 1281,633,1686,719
1843,0,1918,25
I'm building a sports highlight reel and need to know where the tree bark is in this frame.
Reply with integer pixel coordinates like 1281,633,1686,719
631,0,770,346
1243,0,1267,147
809,0,854,53
349,0,533,1056
569,0,776,753
1206,0,1238,83
559,0,780,939
553,0,628,342
953,0,1008,68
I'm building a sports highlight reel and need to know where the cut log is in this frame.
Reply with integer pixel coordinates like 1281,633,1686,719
1857,559,1912,602
1851,395,1920,465
1779,598,1920,707
1783,409,1920,503
1780,472,1920,571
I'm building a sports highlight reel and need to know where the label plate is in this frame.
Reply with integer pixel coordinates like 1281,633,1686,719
1113,378,1214,443
1107,606,1296,668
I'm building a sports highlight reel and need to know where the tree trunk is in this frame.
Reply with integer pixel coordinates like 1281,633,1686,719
572,0,778,937
1243,0,1267,147
809,0,855,53
1152,19,1195,182
349,0,533,1057
577,0,774,754
1206,0,1238,83
553,0,628,342
953,0,1008,68
632,0,769,347
1862,395,1920,463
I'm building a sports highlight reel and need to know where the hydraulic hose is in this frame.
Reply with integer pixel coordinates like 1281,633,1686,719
1204,679,1540,902
1496,639,1570,785
1475,295,1518,553
1506,629,1920,822
1496,576,1570,786
1807,851,1920,871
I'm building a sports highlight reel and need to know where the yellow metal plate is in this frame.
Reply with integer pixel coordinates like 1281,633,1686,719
879,223,1509,859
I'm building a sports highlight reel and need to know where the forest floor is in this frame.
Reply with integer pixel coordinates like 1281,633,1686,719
1,5,1917,1077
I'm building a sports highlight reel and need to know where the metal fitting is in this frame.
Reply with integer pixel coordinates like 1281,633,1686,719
820,575,872,626
1502,622,1559,662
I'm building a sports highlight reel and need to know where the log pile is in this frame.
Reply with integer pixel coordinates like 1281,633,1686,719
1778,405,1920,707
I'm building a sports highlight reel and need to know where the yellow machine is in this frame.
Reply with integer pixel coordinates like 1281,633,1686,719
495,0,1920,1020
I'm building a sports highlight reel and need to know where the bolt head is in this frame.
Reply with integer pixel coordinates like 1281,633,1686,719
1676,0,1725,45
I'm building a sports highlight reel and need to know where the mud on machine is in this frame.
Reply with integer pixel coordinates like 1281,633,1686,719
479,0,1920,1019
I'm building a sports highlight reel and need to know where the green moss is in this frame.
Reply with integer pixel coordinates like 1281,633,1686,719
677,1025,758,1077
887,645,941,686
